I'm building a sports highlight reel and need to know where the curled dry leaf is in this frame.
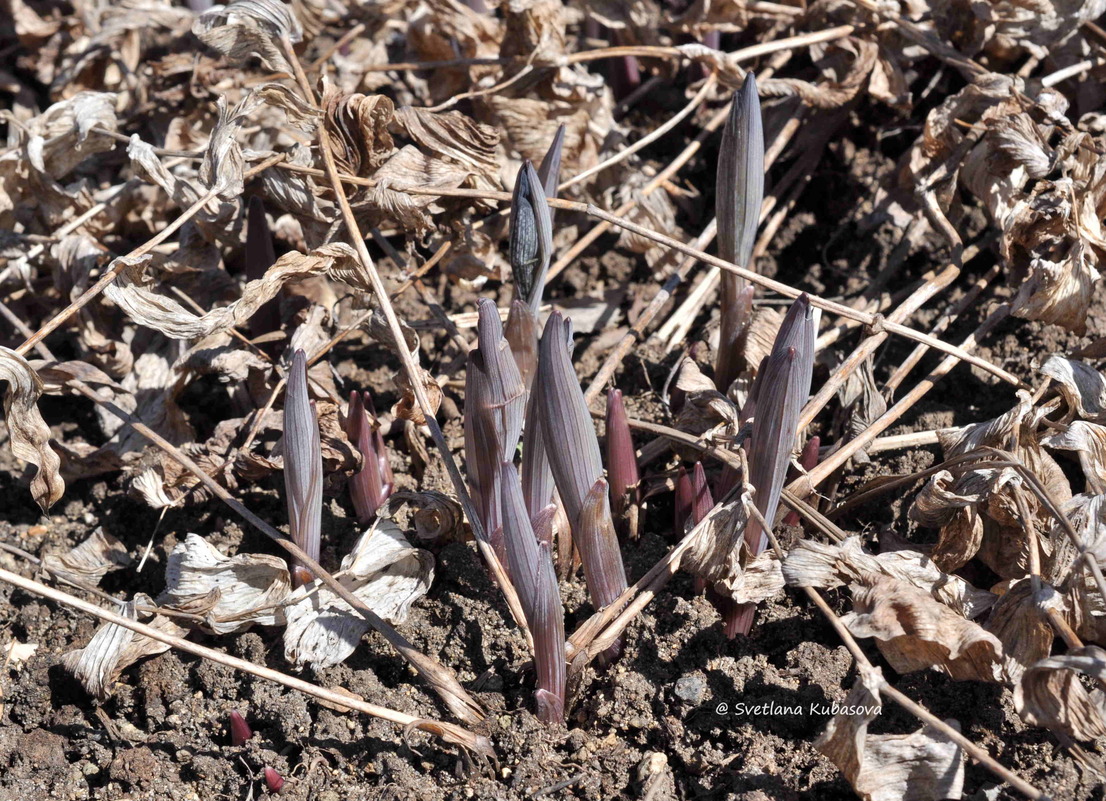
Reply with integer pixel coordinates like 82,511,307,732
783,537,997,619
192,0,303,74
908,469,988,572
0,346,65,511
322,85,395,177
1015,646,1106,741
845,576,1005,682
381,490,466,544
682,490,784,605
984,579,1061,683
393,106,500,178
1040,354,1106,422
62,595,187,699
161,534,291,634
103,244,367,340
356,145,478,235
42,528,131,587
1042,421,1106,494
284,517,434,669
954,84,1106,333
834,357,887,465
815,664,965,801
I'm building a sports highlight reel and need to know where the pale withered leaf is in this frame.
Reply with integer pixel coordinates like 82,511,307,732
985,579,1062,683
1040,354,1106,421
193,0,303,74
815,664,965,801
322,85,395,177
283,517,433,670
783,537,997,619
0,346,65,511
160,534,292,634
908,469,987,572
393,105,500,176
103,245,365,340
42,528,131,587
1015,646,1106,741
1043,421,1106,494
845,576,1004,682
62,595,187,699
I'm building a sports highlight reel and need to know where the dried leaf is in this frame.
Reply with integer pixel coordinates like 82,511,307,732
193,0,303,73
160,534,291,634
1015,646,1106,741
322,86,395,177
103,245,366,340
783,537,997,619
1041,355,1106,421
42,528,131,587
393,105,500,176
62,595,187,699
845,576,1004,682
0,346,65,511
284,517,434,669
815,664,965,801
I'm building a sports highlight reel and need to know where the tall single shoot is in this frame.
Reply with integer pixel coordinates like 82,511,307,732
727,295,816,636
715,73,764,394
282,349,323,587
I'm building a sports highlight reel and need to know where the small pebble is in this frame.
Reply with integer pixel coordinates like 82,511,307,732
674,675,707,704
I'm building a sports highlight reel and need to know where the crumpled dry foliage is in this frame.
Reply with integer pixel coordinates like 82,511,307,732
0,346,65,510
815,665,965,801
682,489,784,605
42,528,132,587
1015,646,1106,742
62,594,187,699
159,518,432,669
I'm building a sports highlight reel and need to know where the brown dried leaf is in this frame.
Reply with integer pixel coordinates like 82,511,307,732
0,346,65,511
62,595,187,699
322,86,395,177
908,469,988,571
1015,646,1106,741
356,145,477,235
845,576,1004,682
783,537,996,619
283,517,434,669
192,0,303,74
683,489,782,605
984,579,1061,683
42,528,131,587
393,105,500,176
1041,355,1106,422
815,664,965,801
160,534,291,634
103,245,366,340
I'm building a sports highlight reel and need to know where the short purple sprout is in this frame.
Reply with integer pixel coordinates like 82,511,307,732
229,709,253,746
345,391,394,524
605,389,640,539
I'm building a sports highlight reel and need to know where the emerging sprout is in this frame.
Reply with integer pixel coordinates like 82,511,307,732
535,312,628,658
715,73,764,393
728,294,816,637
605,389,640,539
508,160,554,315
263,766,284,793
500,461,565,722
345,391,394,524
283,349,323,588
245,196,280,344
229,709,253,746
465,299,526,566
